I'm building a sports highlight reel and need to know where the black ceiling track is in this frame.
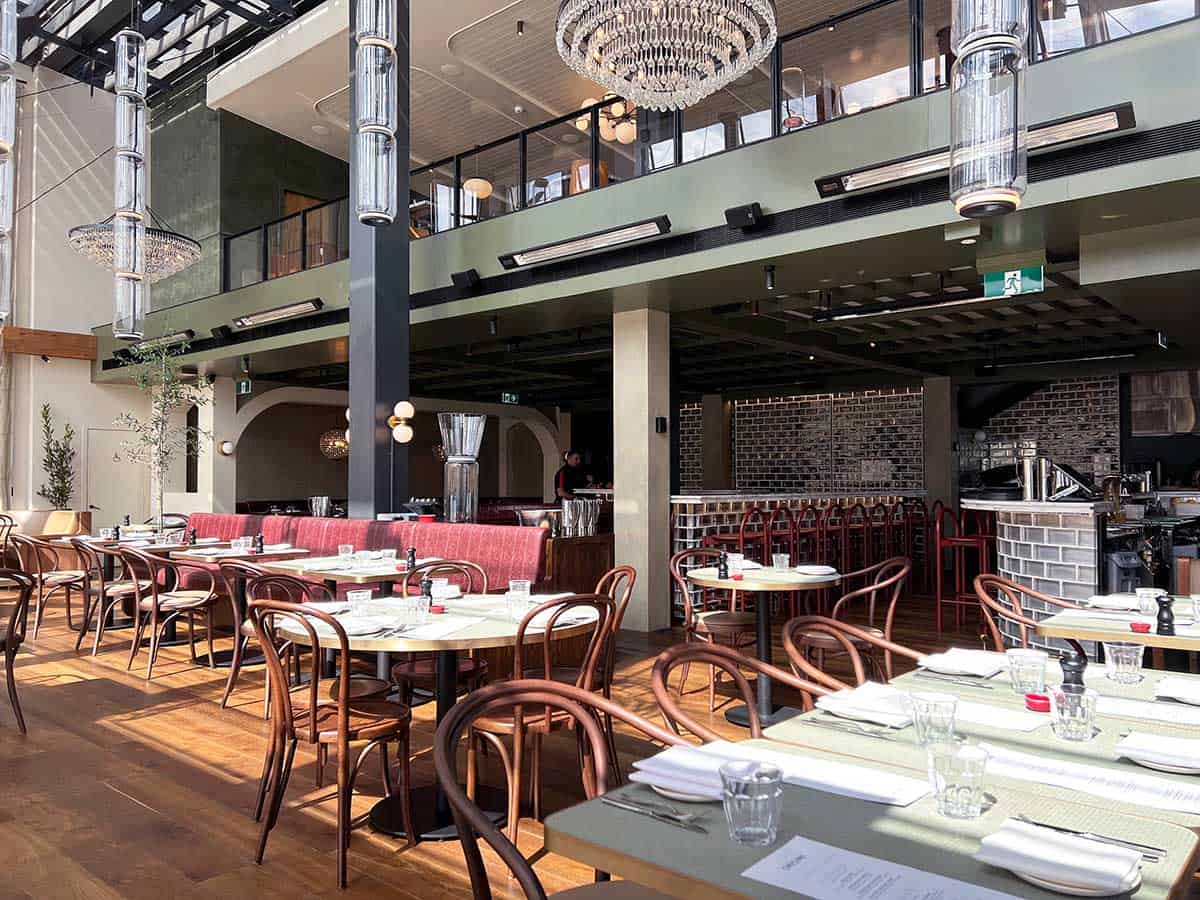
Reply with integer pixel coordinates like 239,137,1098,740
410,117,1200,310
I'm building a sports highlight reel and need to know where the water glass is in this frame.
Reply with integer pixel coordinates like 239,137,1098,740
354,550,375,570
1050,686,1098,742
380,548,397,562
99,528,114,540
1006,648,1048,695
719,761,783,847
506,592,531,622
927,743,989,819
338,544,354,564
430,577,451,599
1136,587,1165,616
1103,641,1144,684
346,589,372,616
509,579,531,598
771,553,790,569
414,595,431,626
907,692,957,745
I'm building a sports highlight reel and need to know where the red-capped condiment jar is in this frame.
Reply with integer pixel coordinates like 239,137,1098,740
1024,693,1050,713
429,604,446,615
1130,621,1151,634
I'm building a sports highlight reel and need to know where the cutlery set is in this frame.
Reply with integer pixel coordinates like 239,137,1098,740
601,796,710,833
1015,814,1166,863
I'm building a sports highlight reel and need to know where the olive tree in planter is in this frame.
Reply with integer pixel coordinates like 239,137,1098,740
114,335,209,529
37,403,77,509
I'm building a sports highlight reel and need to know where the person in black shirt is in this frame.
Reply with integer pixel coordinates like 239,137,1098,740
554,449,590,500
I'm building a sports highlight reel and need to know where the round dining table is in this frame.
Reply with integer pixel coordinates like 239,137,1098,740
685,565,841,728
275,593,597,841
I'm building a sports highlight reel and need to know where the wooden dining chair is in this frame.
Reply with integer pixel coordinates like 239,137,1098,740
70,537,151,655
10,533,86,639
0,514,15,567
247,596,415,888
974,574,1081,651
435,679,680,900
650,642,834,742
217,559,272,710
0,570,34,734
669,547,756,712
467,593,614,842
119,546,219,679
785,556,911,681
783,616,926,688
391,560,490,705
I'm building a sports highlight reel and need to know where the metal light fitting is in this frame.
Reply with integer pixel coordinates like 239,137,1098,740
498,215,671,269
232,298,323,328
814,103,1135,199
812,291,988,323
387,400,415,444
133,328,194,350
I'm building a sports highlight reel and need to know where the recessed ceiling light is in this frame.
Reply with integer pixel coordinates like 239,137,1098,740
440,63,463,77
808,355,815,361
869,341,877,348
312,123,330,135
960,237,977,245
1100,213,1126,220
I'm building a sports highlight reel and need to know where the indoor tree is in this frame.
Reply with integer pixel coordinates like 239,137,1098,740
36,403,77,509
114,333,209,529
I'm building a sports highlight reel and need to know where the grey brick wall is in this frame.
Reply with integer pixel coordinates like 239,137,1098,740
678,403,702,490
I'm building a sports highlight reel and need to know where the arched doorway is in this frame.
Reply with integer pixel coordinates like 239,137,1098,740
506,422,544,499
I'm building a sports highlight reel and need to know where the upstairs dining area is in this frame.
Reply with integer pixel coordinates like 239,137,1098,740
4,0,1200,894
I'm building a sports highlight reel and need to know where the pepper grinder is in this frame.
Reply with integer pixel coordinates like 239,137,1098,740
254,533,264,555
420,577,433,600
188,528,197,546
1156,596,1176,636
406,546,418,571
112,523,121,541
1059,648,1088,689
717,552,729,580
123,514,131,526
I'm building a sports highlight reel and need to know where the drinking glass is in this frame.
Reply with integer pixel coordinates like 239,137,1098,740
719,761,783,847
906,692,957,745
727,553,745,574
346,589,372,616
927,742,988,819
1192,594,1200,622
1050,686,1098,741
1136,587,1164,616
338,544,354,565
232,537,248,553
380,548,397,562
99,528,114,540
771,553,790,569
354,550,375,570
506,592,531,622
1005,648,1048,694
415,595,431,625
430,577,451,599
1102,641,1144,684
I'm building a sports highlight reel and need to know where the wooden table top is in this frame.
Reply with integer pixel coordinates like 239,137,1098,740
273,594,596,652
257,555,438,585
1037,604,1200,652
170,547,311,564
686,566,840,592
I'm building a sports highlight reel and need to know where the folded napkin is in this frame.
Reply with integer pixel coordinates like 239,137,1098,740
630,740,929,806
399,616,485,641
264,543,292,552
196,537,221,544
975,819,1141,894
738,560,763,570
1087,593,1141,611
120,539,152,547
1155,677,1200,705
431,584,461,600
525,605,599,629
816,682,912,728
1116,731,1200,770
796,565,838,576
918,647,1006,678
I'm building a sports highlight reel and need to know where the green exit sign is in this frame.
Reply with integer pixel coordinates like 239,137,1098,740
236,377,253,396
500,392,520,405
984,265,1044,298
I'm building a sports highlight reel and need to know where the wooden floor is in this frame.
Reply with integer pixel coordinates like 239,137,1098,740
0,591,961,899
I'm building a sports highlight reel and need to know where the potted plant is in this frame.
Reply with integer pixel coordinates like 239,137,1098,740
114,332,209,529
37,403,77,509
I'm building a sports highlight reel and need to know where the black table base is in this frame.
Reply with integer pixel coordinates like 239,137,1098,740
725,704,803,728
369,785,505,841
205,648,266,669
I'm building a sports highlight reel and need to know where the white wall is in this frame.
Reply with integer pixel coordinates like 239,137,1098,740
4,67,150,514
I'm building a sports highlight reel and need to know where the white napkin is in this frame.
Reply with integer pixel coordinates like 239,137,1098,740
196,537,221,544
816,682,912,728
738,560,763,570
399,615,485,641
796,565,838,576
1155,676,1200,705
525,604,599,629
431,584,462,600
975,819,1141,894
918,647,1006,677
630,740,929,806
120,539,152,547
1116,732,1200,770
264,543,292,551
1087,593,1141,611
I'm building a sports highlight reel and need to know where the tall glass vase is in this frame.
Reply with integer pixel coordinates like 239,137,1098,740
438,413,486,523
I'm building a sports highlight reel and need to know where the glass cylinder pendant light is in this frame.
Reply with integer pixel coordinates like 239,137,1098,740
354,0,398,226
949,0,1028,218
0,0,15,325
113,28,147,340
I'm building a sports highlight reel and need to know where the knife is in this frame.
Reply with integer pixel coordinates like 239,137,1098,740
1015,814,1165,862
913,671,995,690
600,796,709,833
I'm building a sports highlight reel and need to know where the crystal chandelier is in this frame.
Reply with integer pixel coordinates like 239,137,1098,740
949,0,1028,218
0,0,16,325
556,0,778,112
354,0,398,225
68,215,201,282
113,27,148,340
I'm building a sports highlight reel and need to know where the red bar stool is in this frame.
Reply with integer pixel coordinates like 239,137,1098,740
766,505,796,563
932,501,992,634
842,502,871,571
819,503,846,570
737,505,769,564
868,502,894,566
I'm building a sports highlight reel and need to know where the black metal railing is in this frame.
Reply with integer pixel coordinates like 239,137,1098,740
224,196,350,291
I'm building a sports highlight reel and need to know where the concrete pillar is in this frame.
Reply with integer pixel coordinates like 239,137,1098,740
497,416,512,497
923,377,958,509
612,307,672,633
700,392,732,489
208,377,238,512
555,407,572,456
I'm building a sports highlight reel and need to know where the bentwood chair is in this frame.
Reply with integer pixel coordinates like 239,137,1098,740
247,596,415,888
785,556,911,681
650,642,833,742
974,574,1082,651
669,547,756,712
10,533,86,639
391,560,490,705
0,570,34,734
435,680,679,900
784,616,926,689
119,546,219,679
467,593,615,842
0,514,15,567
70,537,151,655
217,560,271,711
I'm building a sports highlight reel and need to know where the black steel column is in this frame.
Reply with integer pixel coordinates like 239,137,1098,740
348,0,410,518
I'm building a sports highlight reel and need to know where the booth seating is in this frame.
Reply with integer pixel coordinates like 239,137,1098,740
181,513,548,595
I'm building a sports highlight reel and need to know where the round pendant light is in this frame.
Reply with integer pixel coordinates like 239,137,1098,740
319,429,351,459
462,176,494,200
